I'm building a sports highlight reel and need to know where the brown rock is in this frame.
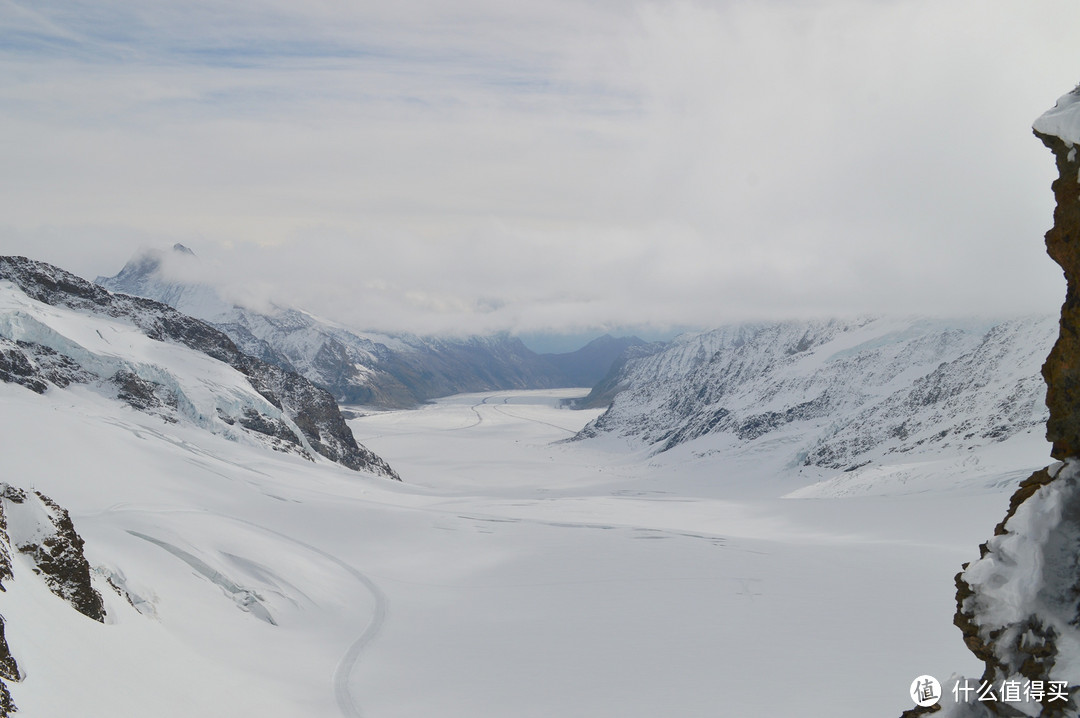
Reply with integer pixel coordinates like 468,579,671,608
1034,130,1080,459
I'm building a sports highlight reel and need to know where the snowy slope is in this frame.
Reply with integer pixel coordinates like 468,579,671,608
0,378,1031,718
575,317,1054,486
0,382,394,717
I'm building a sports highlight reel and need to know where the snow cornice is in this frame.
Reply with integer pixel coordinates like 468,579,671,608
1033,84,1080,147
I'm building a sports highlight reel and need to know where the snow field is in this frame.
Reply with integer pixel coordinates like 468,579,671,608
0,383,1045,716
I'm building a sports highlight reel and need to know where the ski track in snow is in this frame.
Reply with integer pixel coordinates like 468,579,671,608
489,397,578,434
448,396,488,431
98,506,386,718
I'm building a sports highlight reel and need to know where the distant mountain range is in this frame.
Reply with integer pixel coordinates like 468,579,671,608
98,244,647,408
574,316,1054,474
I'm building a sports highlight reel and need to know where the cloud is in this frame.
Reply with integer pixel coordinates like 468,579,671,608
0,0,1075,337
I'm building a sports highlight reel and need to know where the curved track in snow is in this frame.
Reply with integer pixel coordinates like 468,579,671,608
318,546,388,718
94,506,386,718
489,397,579,434
448,396,490,431
231,518,388,718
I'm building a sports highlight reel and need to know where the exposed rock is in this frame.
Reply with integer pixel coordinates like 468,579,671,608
235,407,301,444
1036,123,1080,460
899,707,940,718
805,319,1050,470
0,502,11,590
0,496,16,716
0,340,44,394
111,370,179,421
0,676,14,717
242,366,398,476
0,618,18,686
10,490,106,622
0,339,93,395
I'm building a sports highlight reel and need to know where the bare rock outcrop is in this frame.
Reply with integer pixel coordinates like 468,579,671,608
1036,92,1080,461
905,85,1080,717
0,485,109,716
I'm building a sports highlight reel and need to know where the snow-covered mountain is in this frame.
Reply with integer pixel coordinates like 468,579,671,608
0,255,1048,717
0,256,398,479
98,245,637,407
574,316,1054,477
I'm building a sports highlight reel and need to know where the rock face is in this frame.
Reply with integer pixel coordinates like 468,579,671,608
1037,112,1080,461
0,256,399,480
907,85,1080,718
2,486,105,622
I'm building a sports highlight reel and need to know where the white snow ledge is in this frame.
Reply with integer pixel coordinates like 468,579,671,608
1033,84,1080,147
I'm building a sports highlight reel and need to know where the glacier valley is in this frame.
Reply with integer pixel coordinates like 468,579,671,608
0,375,1050,716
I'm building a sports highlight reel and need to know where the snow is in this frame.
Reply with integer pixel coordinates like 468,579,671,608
786,428,1049,499
1033,85,1080,146
0,281,322,460
0,371,1042,716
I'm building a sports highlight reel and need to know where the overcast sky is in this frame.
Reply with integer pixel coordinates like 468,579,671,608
1,1,1079,339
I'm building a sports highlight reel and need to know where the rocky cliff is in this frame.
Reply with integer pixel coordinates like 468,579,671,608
1036,91,1080,462
900,85,1080,718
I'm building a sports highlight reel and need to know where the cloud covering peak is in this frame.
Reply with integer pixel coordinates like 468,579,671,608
0,0,1075,335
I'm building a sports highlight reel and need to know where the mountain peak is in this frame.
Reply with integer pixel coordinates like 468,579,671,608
97,244,233,323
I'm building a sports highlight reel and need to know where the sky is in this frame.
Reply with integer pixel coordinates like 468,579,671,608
1,0,1079,339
